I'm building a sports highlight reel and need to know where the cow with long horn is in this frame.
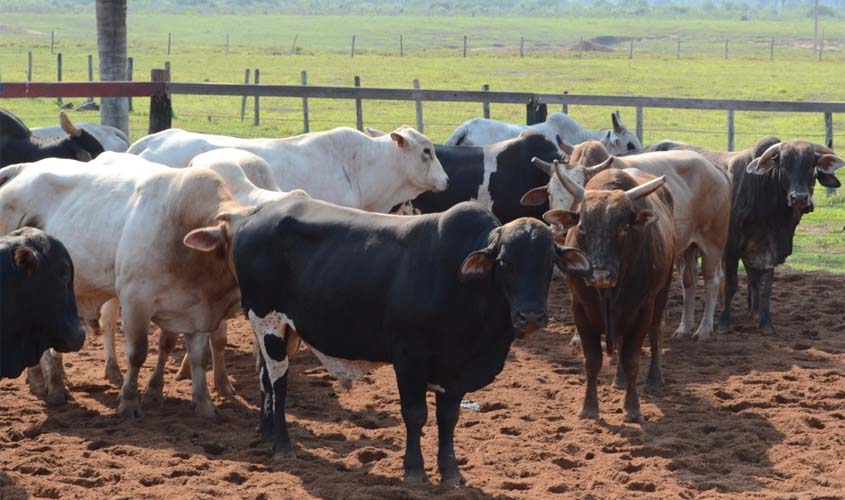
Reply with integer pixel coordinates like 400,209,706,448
719,138,844,335
543,167,675,422
0,109,104,166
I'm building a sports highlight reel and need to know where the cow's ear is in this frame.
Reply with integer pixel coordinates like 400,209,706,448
543,209,579,230
390,132,408,148
816,171,842,188
634,209,657,227
183,221,227,252
554,246,591,277
366,127,387,138
459,249,496,282
815,153,845,175
13,246,39,275
520,186,549,207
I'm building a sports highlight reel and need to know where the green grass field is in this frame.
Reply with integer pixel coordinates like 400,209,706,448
0,12,843,271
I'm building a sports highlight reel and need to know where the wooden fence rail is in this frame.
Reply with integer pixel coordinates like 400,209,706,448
1,80,841,150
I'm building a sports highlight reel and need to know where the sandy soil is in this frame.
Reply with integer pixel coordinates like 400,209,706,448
2,270,844,499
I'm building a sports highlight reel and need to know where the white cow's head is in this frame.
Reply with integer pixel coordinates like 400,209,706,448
370,126,448,193
601,111,642,156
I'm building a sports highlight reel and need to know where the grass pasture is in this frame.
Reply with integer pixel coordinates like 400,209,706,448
0,12,843,271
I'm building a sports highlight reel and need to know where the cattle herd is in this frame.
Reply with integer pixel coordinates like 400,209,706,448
0,106,842,485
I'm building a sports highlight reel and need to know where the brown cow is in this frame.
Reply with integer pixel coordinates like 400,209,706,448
544,168,674,422
524,140,731,340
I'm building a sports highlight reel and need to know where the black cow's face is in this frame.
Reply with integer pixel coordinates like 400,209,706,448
69,129,105,161
459,218,590,333
746,141,845,211
1,228,85,378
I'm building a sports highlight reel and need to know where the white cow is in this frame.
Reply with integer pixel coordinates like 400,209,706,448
443,111,642,156
0,154,264,418
32,122,130,152
127,125,448,213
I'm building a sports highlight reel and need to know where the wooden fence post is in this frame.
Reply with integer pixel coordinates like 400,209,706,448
413,79,424,133
463,36,468,57
164,61,171,82
520,36,525,58
629,38,633,60
824,112,833,148
400,34,404,57
51,31,54,54
636,106,644,145
351,35,356,58
127,57,134,112
770,39,774,60
354,75,363,131
727,109,735,152
253,68,260,126
149,68,172,134
482,84,490,119
56,53,62,106
87,54,93,103
167,32,172,55
677,39,681,59
27,51,32,82
562,90,568,114
226,32,229,55
291,34,298,55
724,39,729,60
240,68,250,122
819,35,824,61
301,70,309,133
526,98,547,125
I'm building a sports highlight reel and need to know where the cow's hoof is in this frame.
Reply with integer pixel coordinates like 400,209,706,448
717,322,731,335
578,407,599,421
45,388,70,407
118,398,144,419
568,334,581,348
104,363,123,387
760,324,776,336
272,448,296,460
142,389,164,406
623,411,645,424
174,363,191,381
403,470,430,485
693,328,714,342
214,378,237,399
440,472,466,487
612,375,626,390
192,400,219,418
671,326,692,339
644,381,664,396
27,378,48,398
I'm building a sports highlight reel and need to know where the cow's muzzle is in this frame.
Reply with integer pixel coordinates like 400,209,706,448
513,309,548,334
588,270,616,289
788,192,811,210
54,320,86,353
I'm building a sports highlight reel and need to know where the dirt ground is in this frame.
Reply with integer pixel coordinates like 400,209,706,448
2,270,844,500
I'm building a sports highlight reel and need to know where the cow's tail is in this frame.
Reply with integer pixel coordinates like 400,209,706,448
443,123,468,146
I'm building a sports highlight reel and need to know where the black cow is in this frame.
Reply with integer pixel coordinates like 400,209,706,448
377,129,562,222
232,198,590,484
0,227,85,379
718,137,843,335
0,109,104,167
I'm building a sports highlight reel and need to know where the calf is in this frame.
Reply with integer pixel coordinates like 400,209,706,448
0,157,254,417
0,228,85,379
524,141,731,340
215,199,590,484
545,169,674,422
718,138,844,335
444,111,642,155
1,110,104,166
127,125,447,213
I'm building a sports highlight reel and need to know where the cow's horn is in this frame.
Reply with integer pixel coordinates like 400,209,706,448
531,157,554,176
813,142,835,155
555,135,575,156
586,157,614,175
626,176,666,201
59,112,80,137
553,159,585,202
756,142,782,166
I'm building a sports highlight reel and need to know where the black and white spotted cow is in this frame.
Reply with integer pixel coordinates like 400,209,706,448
371,128,563,223
212,197,590,485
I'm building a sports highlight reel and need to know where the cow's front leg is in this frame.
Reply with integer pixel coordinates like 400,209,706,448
118,303,151,418
186,332,218,418
210,322,236,398
718,254,740,334
746,266,762,315
694,253,721,341
249,311,294,458
394,356,429,483
258,360,274,440
757,268,776,335
612,335,625,390
436,392,466,486
144,329,178,406
673,248,697,338
30,350,69,406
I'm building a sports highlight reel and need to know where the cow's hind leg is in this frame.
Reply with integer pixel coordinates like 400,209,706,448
185,332,218,418
210,322,236,398
576,307,603,420
143,330,178,406
646,280,670,395
248,310,294,458
746,266,762,315
672,248,698,338
693,249,721,341
436,392,466,486
117,301,151,418
100,298,123,386
394,353,430,483
757,268,776,335
717,253,740,334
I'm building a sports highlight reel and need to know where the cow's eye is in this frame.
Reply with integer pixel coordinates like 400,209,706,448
627,143,636,151
423,148,432,159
